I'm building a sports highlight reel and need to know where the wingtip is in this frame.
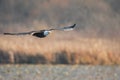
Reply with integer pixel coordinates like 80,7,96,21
74,24,76,26
4,33,10,35
72,24,76,28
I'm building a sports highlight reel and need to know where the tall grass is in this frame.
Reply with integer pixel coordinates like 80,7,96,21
0,0,120,65
0,33,120,65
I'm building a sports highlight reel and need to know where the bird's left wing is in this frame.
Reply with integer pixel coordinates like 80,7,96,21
3,31,36,35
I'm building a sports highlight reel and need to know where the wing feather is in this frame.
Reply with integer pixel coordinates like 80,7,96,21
49,24,76,31
4,31,35,35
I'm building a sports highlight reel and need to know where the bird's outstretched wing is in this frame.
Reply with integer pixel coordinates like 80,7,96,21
3,24,76,37
4,31,35,35
49,24,76,31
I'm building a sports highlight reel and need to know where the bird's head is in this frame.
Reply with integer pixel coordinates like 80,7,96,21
43,30,51,36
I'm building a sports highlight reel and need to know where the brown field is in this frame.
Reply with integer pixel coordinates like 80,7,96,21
0,0,120,65
0,32,120,65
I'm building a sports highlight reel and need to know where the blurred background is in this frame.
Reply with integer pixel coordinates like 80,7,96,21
0,0,120,64
0,0,120,38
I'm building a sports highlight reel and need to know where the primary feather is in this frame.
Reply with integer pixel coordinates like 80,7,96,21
49,24,76,31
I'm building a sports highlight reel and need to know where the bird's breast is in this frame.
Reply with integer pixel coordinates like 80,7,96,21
32,32,46,38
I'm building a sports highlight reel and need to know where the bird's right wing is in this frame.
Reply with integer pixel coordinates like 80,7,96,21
49,24,76,31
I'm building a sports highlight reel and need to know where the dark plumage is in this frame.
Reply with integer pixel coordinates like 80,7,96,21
32,30,47,38
4,24,76,38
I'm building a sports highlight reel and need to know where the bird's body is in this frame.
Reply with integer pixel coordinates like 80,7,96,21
32,30,51,38
4,24,76,38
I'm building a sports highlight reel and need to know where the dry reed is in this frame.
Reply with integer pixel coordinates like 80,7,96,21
0,33,120,65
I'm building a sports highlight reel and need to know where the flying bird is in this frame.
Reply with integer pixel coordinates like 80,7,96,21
4,24,76,38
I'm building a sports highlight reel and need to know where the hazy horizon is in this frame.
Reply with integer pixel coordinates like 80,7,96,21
0,0,120,39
